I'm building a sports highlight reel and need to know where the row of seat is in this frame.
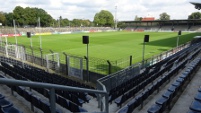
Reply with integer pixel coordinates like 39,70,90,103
114,49,192,108
0,55,96,94
0,93,22,113
0,61,93,105
108,42,200,103
147,57,201,113
0,63,91,108
117,46,201,113
11,85,88,113
1,69,89,113
188,88,201,112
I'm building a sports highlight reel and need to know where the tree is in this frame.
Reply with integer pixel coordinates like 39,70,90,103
13,6,53,27
159,12,170,20
4,12,13,26
93,10,114,27
0,12,6,25
13,6,25,26
188,12,201,19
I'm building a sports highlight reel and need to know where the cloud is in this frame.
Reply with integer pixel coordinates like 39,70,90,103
0,0,199,21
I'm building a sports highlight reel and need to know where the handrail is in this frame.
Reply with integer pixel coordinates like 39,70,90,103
0,78,109,113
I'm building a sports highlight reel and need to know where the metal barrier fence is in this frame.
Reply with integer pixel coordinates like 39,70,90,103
97,42,191,92
0,41,133,83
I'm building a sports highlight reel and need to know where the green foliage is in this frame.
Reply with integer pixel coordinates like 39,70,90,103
4,12,13,26
93,10,114,27
0,12,6,25
70,19,91,27
12,6,53,27
159,12,170,20
188,12,201,19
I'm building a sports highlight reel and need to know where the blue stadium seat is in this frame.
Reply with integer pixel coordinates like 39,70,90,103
0,94,5,100
78,92,91,103
194,92,201,101
115,94,126,107
187,109,201,113
69,101,87,112
56,95,69,110
147,104,162,113
16,86,25,97
31,95,41,110
0,99,13,108
1,105,23,113
190,100,201,112
126,98,138,113
40,100,62,113
155,96,168,112
118,105,128,113
23,90,32,102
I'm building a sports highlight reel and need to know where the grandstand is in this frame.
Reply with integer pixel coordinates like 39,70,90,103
123,19,201,32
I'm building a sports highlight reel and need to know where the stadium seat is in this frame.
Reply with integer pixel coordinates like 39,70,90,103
1,105,23,113
71,94,84,106
194,92,201,101
23,89,32,102
198,88,201,92
126,98,139,113
118,105,128,113
40,100,62,113
31,95,41,110
187,109,201,113
56,95,69,110
115,94,126,107
0,99,13,108
0,94,5,100
16,86,25,97
68,101,87,112
147,104,162,113
190,100,201,112
155,96,168,112
78,92,91,103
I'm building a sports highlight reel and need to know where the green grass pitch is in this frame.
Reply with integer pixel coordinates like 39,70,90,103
5,31,199,64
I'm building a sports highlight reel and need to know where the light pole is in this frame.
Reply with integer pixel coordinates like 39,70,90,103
13,20,18,45
115,6,117,29
38,17,42,49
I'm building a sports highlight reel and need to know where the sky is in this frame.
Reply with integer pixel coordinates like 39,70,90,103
0,0,201,21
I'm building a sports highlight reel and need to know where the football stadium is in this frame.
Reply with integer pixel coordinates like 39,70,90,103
0,1,201,113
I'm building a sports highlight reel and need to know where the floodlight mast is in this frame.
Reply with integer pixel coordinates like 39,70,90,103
115,6,117,29
38,17,42,49
13,20,18,45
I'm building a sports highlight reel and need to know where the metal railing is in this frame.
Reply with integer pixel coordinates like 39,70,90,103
0,78,109,113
